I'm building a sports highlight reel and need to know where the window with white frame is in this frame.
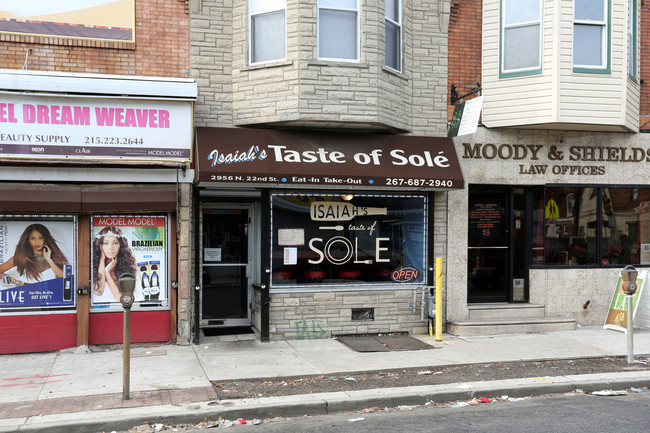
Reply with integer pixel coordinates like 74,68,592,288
628,0,637,78
318,0,359,61
249,0,286,64
501,0,542,74
385,0,401,71
573,0,608,70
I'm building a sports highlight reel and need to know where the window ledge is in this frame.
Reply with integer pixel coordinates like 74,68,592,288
382,66,408,80
242,60,293,72
308,61,369,69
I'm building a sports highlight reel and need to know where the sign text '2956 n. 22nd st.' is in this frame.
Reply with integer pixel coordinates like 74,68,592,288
197,129,464,189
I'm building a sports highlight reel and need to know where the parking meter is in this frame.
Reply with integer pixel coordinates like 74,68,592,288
118,273,136,308
620,265,638,295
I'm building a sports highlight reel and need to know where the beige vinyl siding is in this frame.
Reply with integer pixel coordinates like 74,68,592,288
482,0,555,128
624,1,640,131
483,0,639,132
558,0,627,127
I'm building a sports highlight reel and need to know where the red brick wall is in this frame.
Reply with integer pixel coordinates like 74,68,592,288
448,0,482,122
640,2,650,128
0,0,189,78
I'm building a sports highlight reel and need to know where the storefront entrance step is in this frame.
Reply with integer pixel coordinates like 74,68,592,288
468,303,546,320
447,316,577,337
336,334,438,352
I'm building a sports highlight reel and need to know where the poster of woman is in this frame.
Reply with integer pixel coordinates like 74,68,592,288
90,216,167,308
0,217,75,309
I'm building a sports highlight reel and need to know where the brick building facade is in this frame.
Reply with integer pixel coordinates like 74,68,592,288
0,0,196,353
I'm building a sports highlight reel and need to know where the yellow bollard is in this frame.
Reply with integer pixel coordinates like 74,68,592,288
435,257,443,341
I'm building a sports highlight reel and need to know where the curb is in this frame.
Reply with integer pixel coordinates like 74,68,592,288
4,371,650,433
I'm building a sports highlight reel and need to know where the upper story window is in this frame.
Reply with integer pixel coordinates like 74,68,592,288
500,0,542,76
573,0,609,72
385,0,402,72
249,0,286,64
318,0,360,61
628,0,637,79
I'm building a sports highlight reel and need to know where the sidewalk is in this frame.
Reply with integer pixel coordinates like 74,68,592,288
2,326,650,433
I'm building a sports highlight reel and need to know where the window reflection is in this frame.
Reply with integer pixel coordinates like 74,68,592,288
270,193,427,286
538,186,650,266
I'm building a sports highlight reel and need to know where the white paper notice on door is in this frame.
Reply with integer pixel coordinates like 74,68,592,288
204,248,222,262
284,247,297,265
278,228,305,246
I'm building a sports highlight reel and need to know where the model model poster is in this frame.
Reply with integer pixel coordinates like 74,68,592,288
0,216,76,309
91,215,167,309
604,270,647,333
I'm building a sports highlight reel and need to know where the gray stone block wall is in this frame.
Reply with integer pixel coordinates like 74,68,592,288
190,0,449,134
268,289,432,339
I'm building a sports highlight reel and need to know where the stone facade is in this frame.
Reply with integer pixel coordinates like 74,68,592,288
447,127,650,326
191,0,450,134
190,1,452,339
268,289,430,340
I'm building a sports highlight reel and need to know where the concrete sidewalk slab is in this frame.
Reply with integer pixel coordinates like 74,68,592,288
0,352,59,403
2,326,650,433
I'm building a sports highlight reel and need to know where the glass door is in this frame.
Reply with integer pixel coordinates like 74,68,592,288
201,206,253,327
468,187,508,302
467,185,529,303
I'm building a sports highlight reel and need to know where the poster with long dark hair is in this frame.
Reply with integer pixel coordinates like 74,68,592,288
0,216,76,309
91,215,167,310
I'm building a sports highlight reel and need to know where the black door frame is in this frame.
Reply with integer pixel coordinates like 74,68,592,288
467,185,531,303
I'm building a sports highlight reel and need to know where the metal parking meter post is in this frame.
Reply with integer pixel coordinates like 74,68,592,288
627,295,634,364
118,273,136,400
620,265,638,365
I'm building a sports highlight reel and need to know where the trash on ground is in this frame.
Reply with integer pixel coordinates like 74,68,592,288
344,377,357,381
398,405,416,410
448,401,470,408
631,387,643,393
348,417,365,422
508,397,529,402
363,407,381,413
592,390,628,396
478,397,492,403
457,383,472,390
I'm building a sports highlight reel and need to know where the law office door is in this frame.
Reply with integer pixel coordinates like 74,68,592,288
467,186,528,303
201,205,254,327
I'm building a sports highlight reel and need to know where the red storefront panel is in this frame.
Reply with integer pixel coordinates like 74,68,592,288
0,314,76,354
89,311,171,345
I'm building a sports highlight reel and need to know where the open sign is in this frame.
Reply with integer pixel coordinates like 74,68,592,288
392,266,420,283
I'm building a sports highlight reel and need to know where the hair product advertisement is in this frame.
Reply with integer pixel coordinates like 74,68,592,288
0,216,76,310
91,215,167,310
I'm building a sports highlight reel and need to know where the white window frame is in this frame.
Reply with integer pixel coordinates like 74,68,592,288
628,0,637,79
249,0,286,65
317,0,360,62
573,0,608,71
385,0,402,72
500,0,543,75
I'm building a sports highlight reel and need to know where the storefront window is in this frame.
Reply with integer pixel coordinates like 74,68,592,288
0,215,77,311
270,192,427,287
538,186,650,267
90,215,169,311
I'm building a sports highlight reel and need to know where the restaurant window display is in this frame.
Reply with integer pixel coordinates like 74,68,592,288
270,192,427,287
90,215,169,311
535,186,650,267
0,215,76,310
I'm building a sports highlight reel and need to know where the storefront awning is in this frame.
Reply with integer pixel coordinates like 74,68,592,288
195,128,464,190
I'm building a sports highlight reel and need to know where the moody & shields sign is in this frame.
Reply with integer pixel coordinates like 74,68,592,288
196,128,464,190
